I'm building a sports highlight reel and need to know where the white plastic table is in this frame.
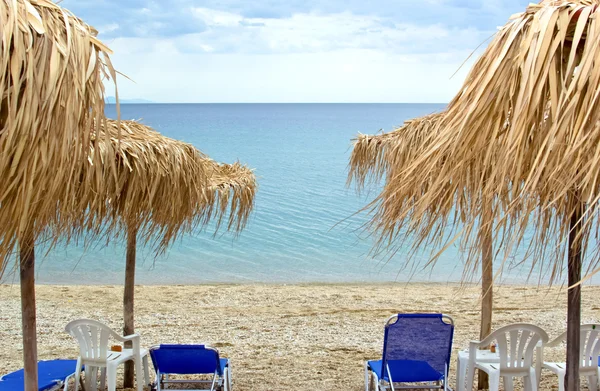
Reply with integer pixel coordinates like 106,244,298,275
84,349,150,391
456,349,500,391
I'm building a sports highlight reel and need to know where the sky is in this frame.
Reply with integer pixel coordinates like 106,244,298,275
61,0,532,103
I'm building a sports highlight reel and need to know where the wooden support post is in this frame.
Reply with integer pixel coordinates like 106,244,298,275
478,200,493,390
20,232,38,391
565,199,583,391
123,225,137,388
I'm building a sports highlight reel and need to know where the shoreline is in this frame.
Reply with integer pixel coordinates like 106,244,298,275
1,280,594,287
2,284,599,390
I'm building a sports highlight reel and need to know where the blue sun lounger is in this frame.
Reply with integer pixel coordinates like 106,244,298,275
0,360,81,391
365,313,455,391
149,344,232,391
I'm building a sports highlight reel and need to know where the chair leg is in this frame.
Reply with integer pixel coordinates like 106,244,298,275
106,364,117,391
84,366,94,391
100,367,106,391
465,363,474,391
74,358,82,391
135,357,144,391
89,368,98,391
523,375,535,391
557,372,565,391
588,375,598,391
143,354,150,386
487,371,500,391
503,376,514,391
455,357,464,391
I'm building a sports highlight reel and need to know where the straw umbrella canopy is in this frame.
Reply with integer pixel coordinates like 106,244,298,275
91,119,256,248
350,111,498,388
1,1,117,389
91,119,257,387
352,1,600,388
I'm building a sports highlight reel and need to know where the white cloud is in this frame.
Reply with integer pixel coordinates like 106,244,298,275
191,8,243,27
107,37,478,103
183,8,484,54
98,23,119,35
102,7,485,102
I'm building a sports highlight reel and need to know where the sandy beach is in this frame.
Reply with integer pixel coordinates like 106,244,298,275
1,283,599,390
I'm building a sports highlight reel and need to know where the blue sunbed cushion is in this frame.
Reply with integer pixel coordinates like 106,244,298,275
368,359,444,383
0,377,60,391
150,345,228,376
0,359,79,391
0,378,27,391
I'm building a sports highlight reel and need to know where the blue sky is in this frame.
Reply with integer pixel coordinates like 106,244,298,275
62,0,531,103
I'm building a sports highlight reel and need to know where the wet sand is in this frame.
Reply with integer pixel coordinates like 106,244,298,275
1,283,599,390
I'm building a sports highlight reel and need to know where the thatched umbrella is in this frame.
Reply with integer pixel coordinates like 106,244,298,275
349,112,496,388
1,1,116,389
92,120,256,387
350,1,600,389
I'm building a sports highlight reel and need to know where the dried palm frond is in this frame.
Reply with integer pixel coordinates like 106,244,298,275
206,160,257,233
348,112,445,191
80,120,256,251
0,0,117,276
355,0,600,282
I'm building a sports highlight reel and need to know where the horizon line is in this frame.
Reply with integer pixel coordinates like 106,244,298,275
106,102,449,105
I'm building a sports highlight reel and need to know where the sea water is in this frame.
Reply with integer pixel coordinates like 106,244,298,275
3,104,596,285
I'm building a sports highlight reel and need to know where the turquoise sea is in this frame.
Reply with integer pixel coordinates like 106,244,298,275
2,104,597,285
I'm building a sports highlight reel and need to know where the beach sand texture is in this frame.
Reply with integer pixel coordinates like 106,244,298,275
1,283,599,390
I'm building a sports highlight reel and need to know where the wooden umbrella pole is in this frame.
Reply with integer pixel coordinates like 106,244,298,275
478,198,493,390
20,231,38,391
565,198,583,391
123,225,137,388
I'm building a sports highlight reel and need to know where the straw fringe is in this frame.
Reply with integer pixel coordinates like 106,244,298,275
348,112,445,192
207,161,257,233
350,0,600,283
0,0,116,276
81,120,256,252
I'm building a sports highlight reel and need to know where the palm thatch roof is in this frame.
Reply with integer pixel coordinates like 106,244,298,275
86,120,256,249
351,0,600,282
0,0,117,275
347,111,464,266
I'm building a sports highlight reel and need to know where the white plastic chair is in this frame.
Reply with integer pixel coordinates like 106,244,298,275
65,319,150,391
465,324,548,391
542,324,600,391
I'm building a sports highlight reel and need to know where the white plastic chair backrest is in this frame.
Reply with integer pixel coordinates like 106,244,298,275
490,324,549,370
550,324,600,369
65,319,125,362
